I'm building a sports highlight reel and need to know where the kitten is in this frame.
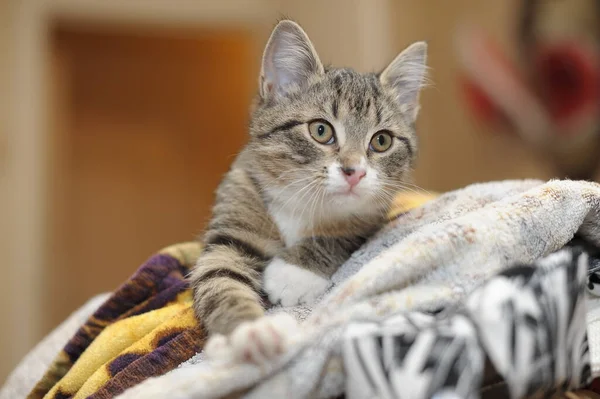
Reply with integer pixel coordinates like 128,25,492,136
190,20,428,363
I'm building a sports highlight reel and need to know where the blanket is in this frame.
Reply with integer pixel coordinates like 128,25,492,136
13,190,433,399
25,243,205,399
115,179,600,399
7,179,600,398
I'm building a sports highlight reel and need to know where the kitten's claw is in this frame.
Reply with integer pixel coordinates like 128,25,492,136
204,313,298,365
263,258,331,307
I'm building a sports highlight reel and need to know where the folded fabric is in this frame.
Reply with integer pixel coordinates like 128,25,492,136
25,243,205,399
343,248,589,399
12,179,600,399
116,179,600,399
15,191,435,399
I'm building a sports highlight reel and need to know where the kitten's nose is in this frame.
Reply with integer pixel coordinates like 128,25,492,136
340,166,366,187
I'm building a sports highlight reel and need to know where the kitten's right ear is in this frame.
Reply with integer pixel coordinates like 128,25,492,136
380,41,428,122
260,20,324,99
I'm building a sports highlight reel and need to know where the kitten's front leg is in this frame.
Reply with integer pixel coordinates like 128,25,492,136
263,236,364,306
204,237,360,365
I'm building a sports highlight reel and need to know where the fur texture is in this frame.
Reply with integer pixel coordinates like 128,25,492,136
190,20,428,360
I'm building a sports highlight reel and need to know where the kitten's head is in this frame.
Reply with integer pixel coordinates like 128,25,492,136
247,20,428,219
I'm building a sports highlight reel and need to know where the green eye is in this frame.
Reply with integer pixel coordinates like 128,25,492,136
370,131,393,152
308,120,335,144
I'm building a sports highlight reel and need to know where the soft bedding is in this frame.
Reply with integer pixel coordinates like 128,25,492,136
5,180,600,398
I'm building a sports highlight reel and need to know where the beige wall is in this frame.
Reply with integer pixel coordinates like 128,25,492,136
400,0,551,191
0,0,10,382
271,0,397,70
0,0,22,383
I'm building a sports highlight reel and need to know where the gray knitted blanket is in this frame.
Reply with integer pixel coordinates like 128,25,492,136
115,179,600,398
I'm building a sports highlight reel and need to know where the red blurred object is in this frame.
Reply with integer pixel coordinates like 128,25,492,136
456,19,600,179
457,27,600,139
457,27,552,144
459,75,500,124
535,43,600,130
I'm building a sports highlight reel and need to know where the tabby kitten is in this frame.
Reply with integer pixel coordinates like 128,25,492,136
191,20,428,363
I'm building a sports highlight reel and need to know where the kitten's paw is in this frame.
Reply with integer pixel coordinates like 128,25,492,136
230,313,298,364
204,313,298,365
263,258,331,307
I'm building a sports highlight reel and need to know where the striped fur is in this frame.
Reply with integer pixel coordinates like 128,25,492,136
191,20,428,336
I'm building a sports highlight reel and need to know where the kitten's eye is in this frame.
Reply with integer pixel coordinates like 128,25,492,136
308,120,335,145
370,131,393,152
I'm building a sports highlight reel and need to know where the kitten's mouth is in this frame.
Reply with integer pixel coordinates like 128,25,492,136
332,188,360,198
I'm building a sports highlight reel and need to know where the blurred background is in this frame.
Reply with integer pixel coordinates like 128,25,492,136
1,0,599,383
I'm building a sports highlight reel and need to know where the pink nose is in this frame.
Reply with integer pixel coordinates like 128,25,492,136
341,166,366,187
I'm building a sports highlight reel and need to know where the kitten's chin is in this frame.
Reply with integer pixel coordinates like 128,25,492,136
325,190,374,213
331,190,361,200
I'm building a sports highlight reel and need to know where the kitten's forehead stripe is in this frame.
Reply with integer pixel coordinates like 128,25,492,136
331,99,339,119
368,76,381,95
260,119,304,139
327,70,390,128
333,74,343,97
373,98,383,125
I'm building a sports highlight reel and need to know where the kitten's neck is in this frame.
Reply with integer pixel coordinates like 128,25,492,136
268,197,387,247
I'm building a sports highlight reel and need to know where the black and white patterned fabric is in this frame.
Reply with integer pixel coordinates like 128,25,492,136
567,235,600,297
342,248,591,399
344,312,483,399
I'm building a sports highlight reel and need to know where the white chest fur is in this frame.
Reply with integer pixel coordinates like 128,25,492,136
270,208,304,247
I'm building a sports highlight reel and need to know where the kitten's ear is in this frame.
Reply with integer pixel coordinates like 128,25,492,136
380,41,428,121
260,20,324,99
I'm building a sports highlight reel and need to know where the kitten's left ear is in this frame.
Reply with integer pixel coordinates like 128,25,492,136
260,20,324,99
380,41,428,121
